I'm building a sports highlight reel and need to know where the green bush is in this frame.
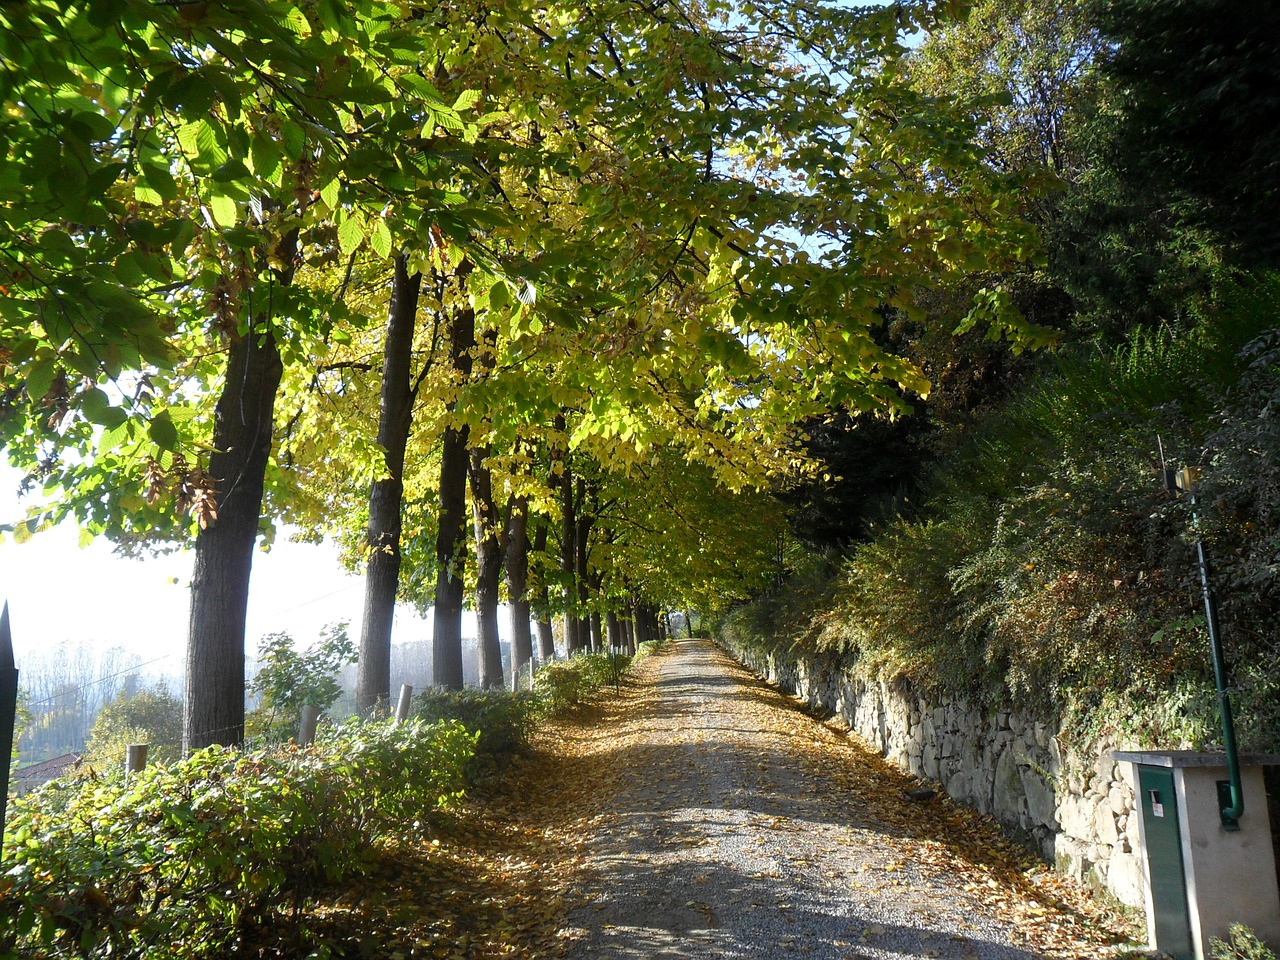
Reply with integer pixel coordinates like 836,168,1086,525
246,623,355,743
1211,924,1277,960
719,285,1280,750
0,718,475,959
633,639,665,662
83,685,183,769
415,689,537,759
533,652,627,715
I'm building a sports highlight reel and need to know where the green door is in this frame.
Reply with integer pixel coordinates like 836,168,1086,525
1137,765,1194,960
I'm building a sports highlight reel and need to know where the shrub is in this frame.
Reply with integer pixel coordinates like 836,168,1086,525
1212,924,1277,960
633,639,665,662
717,288,1280,750
533,652,628,715
414,689,537,759
0,718,475,959
246,623,355,743
83,685,183,769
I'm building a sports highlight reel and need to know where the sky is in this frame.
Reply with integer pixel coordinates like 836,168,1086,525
0,464,437,677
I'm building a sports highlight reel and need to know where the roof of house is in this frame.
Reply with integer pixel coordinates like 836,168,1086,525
13,753,81,782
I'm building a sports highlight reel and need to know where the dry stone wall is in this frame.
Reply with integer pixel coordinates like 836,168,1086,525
720,640,1147,909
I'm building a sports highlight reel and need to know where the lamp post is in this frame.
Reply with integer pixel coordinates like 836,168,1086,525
1166,464,1244,829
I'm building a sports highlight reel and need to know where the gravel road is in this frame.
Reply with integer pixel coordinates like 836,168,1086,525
556,639,1112,960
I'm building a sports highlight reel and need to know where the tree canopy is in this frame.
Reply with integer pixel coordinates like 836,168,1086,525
1,0,1048,743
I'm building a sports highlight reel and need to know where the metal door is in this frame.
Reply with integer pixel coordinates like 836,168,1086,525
1138,765,1195,960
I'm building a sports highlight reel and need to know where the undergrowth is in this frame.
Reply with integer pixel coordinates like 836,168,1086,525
721,279,1280,752
0,650,632,959
0,719,476,959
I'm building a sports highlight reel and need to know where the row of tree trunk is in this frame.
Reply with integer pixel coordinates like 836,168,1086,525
354,258,664,708
182,252,673,748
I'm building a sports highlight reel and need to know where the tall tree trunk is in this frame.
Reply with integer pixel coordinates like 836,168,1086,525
356,256,421,715
184,314,285,751
589,612,602,652
536,616,555,660
504,493,533,678
574,479,593,652
470,445,504,689
432,274,474,691
606,610,621,651
184,231,296,752
621,613,634,655
559,453,581,653
531,518,555,660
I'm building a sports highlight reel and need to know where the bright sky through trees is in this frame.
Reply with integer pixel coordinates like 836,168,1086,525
0,463,439,665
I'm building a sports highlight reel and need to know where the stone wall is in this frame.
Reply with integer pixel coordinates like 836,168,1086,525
720,639,1146,909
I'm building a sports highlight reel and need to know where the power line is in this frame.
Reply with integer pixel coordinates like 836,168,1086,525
257,581,363,621
21,652,178,709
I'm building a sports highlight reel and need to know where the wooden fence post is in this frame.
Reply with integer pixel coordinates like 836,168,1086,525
124,744,149,777
297,704,320,745
1,603,17,849
394,684,413,724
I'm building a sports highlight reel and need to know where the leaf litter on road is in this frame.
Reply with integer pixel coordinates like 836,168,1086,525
280,641,1138,959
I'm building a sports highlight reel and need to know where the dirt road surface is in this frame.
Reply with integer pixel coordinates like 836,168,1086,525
520,639,1131,960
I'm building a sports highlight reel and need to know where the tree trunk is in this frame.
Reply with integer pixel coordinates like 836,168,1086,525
621,614,634,655
606,610,621,651
184,317,285,751
589,612,603,652
504,494,533,678
637,600,651,644
574,482,593,652
531,518,555,660
356,256,421,715
559,455,581,653
432,281,474,691
536,617,554,660
470,445,504,690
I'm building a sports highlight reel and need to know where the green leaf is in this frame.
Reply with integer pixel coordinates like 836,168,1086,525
79,387,112,423
26,356,56,401
370,218,392,258
249,137,283,184
148,411,179,451
320,178,341,209
194,119,227,166
209,193,238,227
281,121,306,160
134,183,164,206
435,108,464,132
212,159,250,183
338,215,365,255
98,418,132,454
281,6,312,36
221,226,261,250
452,89,481,112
